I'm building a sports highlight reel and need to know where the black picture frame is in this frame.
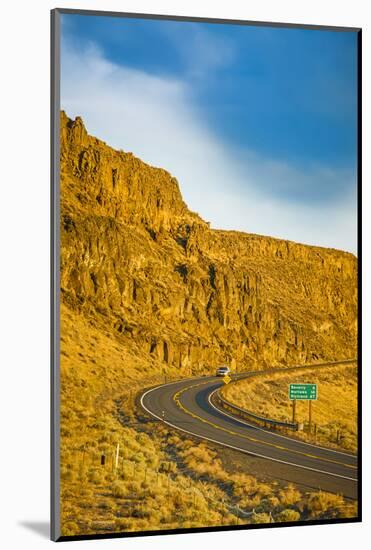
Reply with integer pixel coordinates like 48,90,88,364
51,8,362,542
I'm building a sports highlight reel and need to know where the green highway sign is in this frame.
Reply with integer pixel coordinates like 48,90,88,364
289,383,317,400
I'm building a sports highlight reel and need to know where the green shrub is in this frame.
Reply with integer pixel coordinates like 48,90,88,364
112,480,127,498
267,496,280,508
278,483,301,505
277,509,301,522
307,492,344,518
115,518,132,531
88,468,104,484
62,521,79,536
251,512,271,524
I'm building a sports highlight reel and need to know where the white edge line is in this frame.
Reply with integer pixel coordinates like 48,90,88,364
140,385,358,483
208,388,358,459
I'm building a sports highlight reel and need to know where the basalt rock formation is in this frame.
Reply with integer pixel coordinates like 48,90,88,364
60,111,357,375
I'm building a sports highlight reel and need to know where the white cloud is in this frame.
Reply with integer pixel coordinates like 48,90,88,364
61,41,357,254
162,22,237,78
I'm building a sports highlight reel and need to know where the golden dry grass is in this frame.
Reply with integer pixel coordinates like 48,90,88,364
60,304,236,535
222,364,357,452
59,306,357,536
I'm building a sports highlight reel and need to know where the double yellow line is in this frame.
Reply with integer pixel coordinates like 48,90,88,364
173,381,356,471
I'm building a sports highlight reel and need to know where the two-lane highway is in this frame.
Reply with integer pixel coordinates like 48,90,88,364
140,374,358,499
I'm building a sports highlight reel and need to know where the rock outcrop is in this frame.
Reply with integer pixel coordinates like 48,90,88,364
60,111,358,374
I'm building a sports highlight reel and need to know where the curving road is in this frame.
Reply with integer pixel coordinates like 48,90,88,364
140,373,358,499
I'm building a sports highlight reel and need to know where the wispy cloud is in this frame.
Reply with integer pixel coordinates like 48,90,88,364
61,40,357,253
161,22,237,79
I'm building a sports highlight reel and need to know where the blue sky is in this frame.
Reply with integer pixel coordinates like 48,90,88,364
61,14,358,251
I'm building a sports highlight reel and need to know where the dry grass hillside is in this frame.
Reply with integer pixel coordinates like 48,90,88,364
59,112,358,535
222,363,358,452
60,306,357,536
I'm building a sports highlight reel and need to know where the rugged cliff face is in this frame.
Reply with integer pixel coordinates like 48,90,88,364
60,111,357,375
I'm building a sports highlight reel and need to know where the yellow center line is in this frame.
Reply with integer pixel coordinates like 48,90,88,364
172,381,356,471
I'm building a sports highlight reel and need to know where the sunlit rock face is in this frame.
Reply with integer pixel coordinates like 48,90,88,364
60,111,358,374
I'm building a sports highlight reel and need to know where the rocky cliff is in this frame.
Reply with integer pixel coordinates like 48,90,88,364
60,111,358,375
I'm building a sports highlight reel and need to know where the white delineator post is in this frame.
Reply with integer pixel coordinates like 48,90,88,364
115,443,120,470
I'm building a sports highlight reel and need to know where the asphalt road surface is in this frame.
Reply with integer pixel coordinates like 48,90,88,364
140,373,358,499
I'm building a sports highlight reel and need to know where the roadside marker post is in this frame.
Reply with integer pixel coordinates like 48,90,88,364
115,443,120,470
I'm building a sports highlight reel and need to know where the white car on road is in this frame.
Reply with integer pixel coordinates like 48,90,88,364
216,365,230,377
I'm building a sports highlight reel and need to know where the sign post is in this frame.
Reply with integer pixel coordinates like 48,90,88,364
289,383,317,430
292,399,296,424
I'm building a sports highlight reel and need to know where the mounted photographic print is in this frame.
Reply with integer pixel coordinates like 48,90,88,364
51,8,361,542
